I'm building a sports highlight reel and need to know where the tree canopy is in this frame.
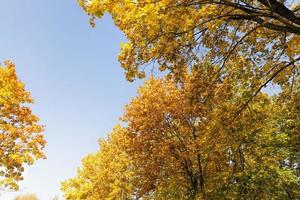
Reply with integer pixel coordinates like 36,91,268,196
79,0,300,108
62,69,300,199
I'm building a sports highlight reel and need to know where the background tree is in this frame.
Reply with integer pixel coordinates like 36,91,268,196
13,194,39,200
0,61,46,191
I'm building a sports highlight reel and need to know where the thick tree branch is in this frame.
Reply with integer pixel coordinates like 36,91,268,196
258,0,300,25
228,14,300,33
235,56,300,119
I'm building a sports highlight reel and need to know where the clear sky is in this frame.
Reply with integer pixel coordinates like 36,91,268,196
0,1,142,199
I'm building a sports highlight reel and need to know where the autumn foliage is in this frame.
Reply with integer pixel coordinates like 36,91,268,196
0,61,45,191
61,125,134,199
79,0,300,86
62,67,300,199
0,0,299,199
60,1,300,199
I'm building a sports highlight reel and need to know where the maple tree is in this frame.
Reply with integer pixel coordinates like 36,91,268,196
62,66,300,199
0,61,46,191
122,70,298,199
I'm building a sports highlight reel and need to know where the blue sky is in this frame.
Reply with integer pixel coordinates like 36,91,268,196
0,1,141,199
